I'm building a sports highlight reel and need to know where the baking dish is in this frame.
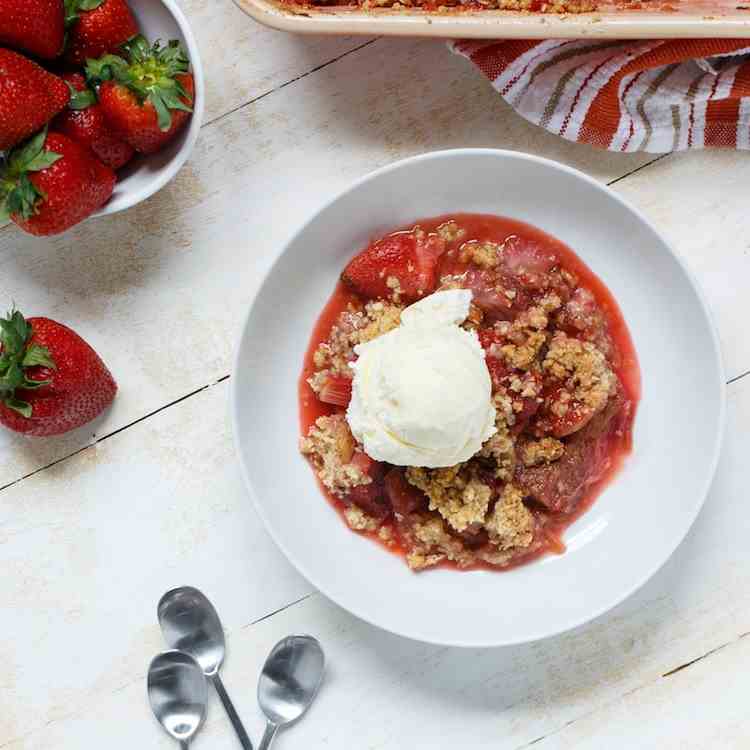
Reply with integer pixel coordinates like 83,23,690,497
233,0,750,39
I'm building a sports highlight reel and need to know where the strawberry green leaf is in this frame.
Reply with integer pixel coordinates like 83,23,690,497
9,129,47,173
85,54,128,86
4,174,44,220
22,344,56,370
64,0,105,26
3,396,32,418
5,129,61,178
149,92,173,132
10,310,30,343
1,134,54,220
160,88,193,113
0,310,56,419
66,81,97,110
122,34,151,63
25,151,62,173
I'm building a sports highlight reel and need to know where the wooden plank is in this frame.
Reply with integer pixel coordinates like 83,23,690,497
0,378,311,747
0,39,655,488
528,631,750,749
1,351,746,750
179,0,370,124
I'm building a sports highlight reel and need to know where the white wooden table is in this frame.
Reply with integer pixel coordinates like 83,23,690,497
2,4,748,748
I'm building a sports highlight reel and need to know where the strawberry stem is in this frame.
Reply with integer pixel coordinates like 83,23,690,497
0,310,56,418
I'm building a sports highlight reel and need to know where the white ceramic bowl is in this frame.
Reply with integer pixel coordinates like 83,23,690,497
92,0,204,216
231,149,725,647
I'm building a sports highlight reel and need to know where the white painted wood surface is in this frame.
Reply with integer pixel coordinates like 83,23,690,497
0,4,746,749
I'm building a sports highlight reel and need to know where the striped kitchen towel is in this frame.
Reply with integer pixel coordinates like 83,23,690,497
451,39,750,151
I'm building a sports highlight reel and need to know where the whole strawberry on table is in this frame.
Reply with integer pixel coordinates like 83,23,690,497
0,308,117,436
0,0,195,237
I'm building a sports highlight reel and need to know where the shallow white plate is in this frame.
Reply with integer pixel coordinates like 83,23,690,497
231,149,725,647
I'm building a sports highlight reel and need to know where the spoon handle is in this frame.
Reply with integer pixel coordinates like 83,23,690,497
180,742,190,750
257,721,278,750
212,673,254,750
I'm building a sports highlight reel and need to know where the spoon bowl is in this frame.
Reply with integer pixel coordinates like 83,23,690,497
148,650,208,747
257,635,325,750
158,586,225,676
158,586,254,750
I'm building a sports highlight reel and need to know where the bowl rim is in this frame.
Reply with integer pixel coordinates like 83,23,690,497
93,0,205,217
230,147,727,647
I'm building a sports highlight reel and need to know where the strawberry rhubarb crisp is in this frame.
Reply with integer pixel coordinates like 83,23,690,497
298,0,597,12
299,214,639,572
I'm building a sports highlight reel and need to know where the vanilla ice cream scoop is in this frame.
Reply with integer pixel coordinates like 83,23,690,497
346,289,496,468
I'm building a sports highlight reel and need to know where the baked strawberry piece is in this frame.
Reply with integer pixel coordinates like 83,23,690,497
342,227,445,303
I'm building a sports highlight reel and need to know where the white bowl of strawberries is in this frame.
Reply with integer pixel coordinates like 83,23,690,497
0,0,204,236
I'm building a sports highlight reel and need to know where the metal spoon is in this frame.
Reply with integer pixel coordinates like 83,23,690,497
158,586,253,750
148,650,208,750
257,635,325,750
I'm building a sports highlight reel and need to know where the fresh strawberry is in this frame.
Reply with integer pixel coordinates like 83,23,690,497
0,128,115,236
0,0,65,59
317,374,352,407
52,72,134,170
341,228,445,303
0,49,69,151
87,36,194,154
64,0,138,66
0,309,116,437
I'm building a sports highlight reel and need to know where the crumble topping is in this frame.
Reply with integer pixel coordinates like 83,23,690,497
479,431,515,481
300,415,370,497
463,302,484,330
543,331,615,413
489,296,563,370
498,331,547,369
437,220,466,243
344,505,380,532
405,465,492,533
385,275,403,304
406,549,446,571
405,516,475,570
478,397,516,480
521,437,564,467
378,525,395,544
459,240,501,269
309,301,402,392
335,0,596,12
485,484,535,551
508,372,542,398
